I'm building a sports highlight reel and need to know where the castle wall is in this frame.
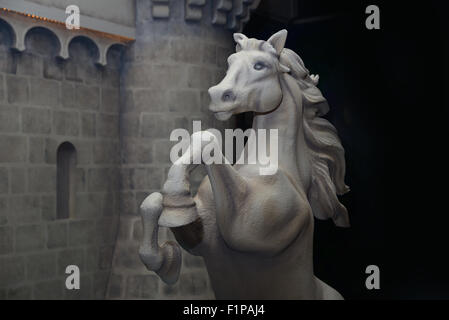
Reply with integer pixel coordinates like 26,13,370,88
107,0,236,299
0,25,121,299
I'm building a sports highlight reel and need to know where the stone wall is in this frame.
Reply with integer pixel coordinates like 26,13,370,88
0,25,121,299
107,0,235,299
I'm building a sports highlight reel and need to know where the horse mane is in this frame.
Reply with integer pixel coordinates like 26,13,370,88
279,48,350,227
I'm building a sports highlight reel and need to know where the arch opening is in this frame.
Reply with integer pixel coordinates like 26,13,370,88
57,142,77,219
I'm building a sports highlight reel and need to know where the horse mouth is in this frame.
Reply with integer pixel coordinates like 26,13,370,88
209,103,239,121
213,111,233,121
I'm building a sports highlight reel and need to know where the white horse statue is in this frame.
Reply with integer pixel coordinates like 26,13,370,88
138,30,350,299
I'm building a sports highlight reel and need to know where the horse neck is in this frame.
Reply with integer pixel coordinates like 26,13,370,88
251,74,310,187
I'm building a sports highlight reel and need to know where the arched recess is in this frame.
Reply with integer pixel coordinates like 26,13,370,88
0,18,15,50
24,26,61,57
105,43,126,68
68,35,100,63
57,142,77,219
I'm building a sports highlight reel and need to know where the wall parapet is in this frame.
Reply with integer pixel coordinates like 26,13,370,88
0,8,131,66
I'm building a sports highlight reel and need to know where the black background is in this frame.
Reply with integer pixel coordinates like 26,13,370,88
243,0,449,299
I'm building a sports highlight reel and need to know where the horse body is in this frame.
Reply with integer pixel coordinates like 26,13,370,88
138,30,349,300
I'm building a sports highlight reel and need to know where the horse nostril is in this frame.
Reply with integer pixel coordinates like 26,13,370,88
221,90,236,102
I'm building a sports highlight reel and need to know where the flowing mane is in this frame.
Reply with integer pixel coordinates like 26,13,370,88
279,48,350,227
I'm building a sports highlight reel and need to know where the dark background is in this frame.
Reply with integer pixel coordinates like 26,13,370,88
243,0,449,299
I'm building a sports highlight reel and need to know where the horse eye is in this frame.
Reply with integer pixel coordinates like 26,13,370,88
253,62,265,70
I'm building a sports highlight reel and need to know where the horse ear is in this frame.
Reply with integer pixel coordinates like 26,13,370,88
267,29,288,55
233,33,248,52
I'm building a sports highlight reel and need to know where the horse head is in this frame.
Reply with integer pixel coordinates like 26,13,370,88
208,30,291,121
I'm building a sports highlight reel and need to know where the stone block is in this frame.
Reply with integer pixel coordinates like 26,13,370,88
72,140,92,165
47,221,67,249
88,168,118,192
75,84,100,110
93,140,119,164
74,168,86,192
123,63,151,88
44,58,63,80
126,274,159,299
168,89,200,113
202,42,217,65
183,252,206,269
200,90,211,112
99,245,114,270
133,88,166,112
102,192,117,217
187,66,212,89
119,192,136,216
93,271,109,299
97,113,119,137
15,224,45,252
101,88,120,113
53,110,80,136
0,105,19,132
114,244,144,270
0,226,13,254
0,75,3,101
22,107,52,134
0,135,27,163
0,197,8,225
121,139,153,164
7,286,32,299
101,67,120,88
26,252,57,280
170,38,202,64
0,256,25,287
141,113,172,138
133,37,170,63
80,64,101,86
216,45,233,68
161,281,180,297
120,113,139,137
44,137,58,164
95,217,117,245
74,193,102,219
64,59,83,82
30,78,59,107
0,51,16,74
61,82,75,108
68,220,95,246
120,89,134,113
132,219,142,242
154,139,173,163
0,168,7,193
107,274,123,299
28,167,56,192
6,76,29,104
179,271,209,296
81,112,96,137
85,246,99,272
149,64,187,90
41,195,56,221
33,280,63,300
29,136,45,163
16,53,42,76
9,195,40,224
121,167,157,191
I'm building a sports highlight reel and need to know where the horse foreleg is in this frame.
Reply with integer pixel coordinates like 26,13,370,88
138,192,182,285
